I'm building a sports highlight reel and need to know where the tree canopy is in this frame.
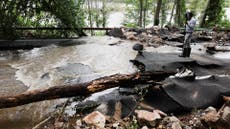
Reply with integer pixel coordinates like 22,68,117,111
0,0,229,39
0,0,85,39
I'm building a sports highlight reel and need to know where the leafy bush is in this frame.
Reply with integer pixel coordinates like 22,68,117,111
0,0,85,39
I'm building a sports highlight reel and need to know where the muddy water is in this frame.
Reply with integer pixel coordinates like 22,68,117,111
0,36,138,129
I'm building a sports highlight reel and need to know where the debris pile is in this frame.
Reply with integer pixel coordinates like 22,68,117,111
37,96,230,129
107,27,230,47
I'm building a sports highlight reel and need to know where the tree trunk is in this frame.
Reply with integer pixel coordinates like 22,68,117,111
175,0,185,27
143,0,148,28
199,0,223,28
95,0,100,28
160,0,167,27
102,0,106,28
200,0,210,27
0,72,173,109
139,0,143,27
87,0,93,35
154,0,162,26
175,0,181,26
169,0,176,25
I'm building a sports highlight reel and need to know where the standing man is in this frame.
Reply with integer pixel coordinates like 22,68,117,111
179,11,196,57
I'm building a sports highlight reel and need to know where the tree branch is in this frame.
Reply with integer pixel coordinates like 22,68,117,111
0,72,173,109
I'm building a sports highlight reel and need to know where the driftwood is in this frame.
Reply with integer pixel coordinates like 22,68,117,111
0,72,173,109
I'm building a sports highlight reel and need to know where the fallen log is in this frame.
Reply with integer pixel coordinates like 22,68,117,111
0,72,173,109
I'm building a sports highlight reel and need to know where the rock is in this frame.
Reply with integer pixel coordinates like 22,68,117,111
204,106,217,113
206,45,230,52
164,25,180,32
226,32,230,41
127,35,138,40
75,119,82,126
158,28,171,36
183,125,192,129
133,43,144,51
135,110,161,122
162,116,182,129
221,33,230,41
127,28,146,35
138,32,148,42
120,95,138,118
154,109,167,117
141,126,149,129
219,97,230,126
74,120,82,129
201,106,230,129
75,100,100,113
151,36,164,44
201,107,220,122
221,106,230,123
135,110,161,127
112,122,119,128
54,120,64,129
83,111,106,128
166,33,184,43
113,101,122,120
163,116,181,123
125,32,138,40
171,122,182,129
107,28,125,38
197,35,212,41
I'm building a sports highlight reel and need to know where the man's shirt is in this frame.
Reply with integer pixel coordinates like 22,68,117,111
186,17,196,33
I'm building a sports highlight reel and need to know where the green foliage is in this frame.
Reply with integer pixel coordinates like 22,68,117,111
123,0,154,28
189,0,208,15
174,0,186,27
125,116,139,129
123,0,141,27
160,0,167,27
85,0,109,35
91,2,108,27
1,0,229,39
0,0,85,39
218,16,230,28
93,31,106,36
202,0,225,27
224,0,230,7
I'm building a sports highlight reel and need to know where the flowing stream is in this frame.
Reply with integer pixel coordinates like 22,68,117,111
0,36,138,129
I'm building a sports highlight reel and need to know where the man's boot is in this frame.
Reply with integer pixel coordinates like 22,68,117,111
179,48,186,57
185,48,191,57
